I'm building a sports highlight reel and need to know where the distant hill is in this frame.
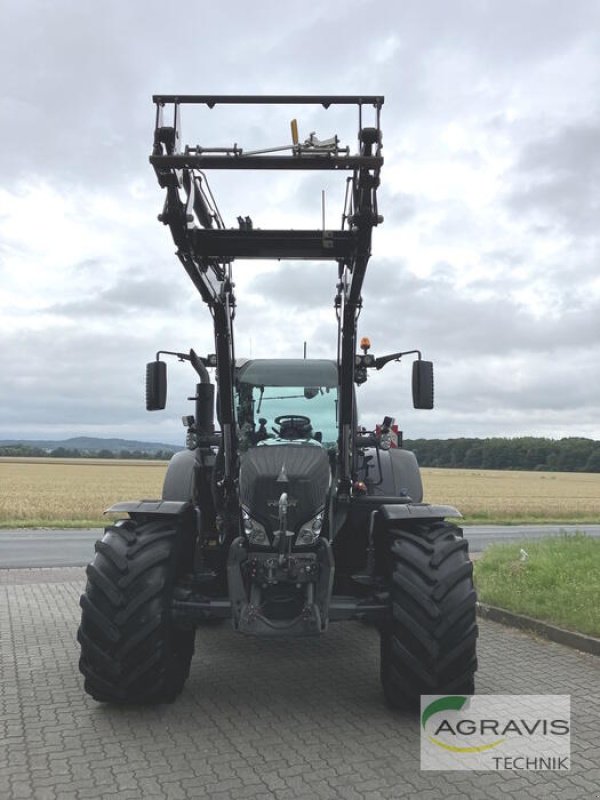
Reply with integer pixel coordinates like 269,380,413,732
0,436,182,455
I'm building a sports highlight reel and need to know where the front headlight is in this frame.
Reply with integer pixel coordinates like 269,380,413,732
296,511,324,546
242,509,269,546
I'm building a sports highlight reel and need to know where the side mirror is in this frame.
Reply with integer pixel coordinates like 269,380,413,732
412,360,434,409
146,361,167,410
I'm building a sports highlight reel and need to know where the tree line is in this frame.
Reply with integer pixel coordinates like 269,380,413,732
0,445,176,461
3,437,600,473
403,437,600,473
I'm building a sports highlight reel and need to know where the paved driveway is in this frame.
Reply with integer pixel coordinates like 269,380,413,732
1,568,598,800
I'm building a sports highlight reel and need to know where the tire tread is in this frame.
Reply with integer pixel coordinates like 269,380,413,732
381,520,478,710
78,517,194,704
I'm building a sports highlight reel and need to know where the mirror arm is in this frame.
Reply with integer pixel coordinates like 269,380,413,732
374,349,422,370
156,348,191,363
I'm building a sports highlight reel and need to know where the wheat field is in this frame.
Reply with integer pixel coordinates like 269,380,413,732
1,457,599,526
0,458,167,526
421,467,600,522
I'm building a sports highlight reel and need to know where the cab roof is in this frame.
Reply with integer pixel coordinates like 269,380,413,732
236,359,338,388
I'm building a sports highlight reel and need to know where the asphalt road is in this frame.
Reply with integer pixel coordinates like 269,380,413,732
464,523,600,551
1,523,599,569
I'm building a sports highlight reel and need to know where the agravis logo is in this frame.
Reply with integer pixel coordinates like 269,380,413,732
422,696,505,753
420,694,571,771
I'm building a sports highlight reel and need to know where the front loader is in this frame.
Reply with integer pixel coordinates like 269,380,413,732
78,96,477,709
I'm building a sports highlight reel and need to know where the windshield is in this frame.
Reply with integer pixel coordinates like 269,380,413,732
236,384,338,448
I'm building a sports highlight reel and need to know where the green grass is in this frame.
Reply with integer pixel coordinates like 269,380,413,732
473,533,600,637
461,514,600,526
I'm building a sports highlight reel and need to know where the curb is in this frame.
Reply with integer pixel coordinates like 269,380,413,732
477,603,600,657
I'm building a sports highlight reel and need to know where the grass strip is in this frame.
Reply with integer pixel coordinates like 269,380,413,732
0,519,107,529
461,514,600,525
473,533,600,637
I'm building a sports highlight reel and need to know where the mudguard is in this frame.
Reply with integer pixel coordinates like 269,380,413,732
356,447,424,502
379,503,462,522
162,449,196,502
387,449,423,502
104,499,191,515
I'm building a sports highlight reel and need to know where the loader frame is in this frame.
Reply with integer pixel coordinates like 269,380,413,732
150,95,383,514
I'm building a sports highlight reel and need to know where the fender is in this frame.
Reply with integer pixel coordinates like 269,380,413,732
355,447,424,502
379,503,462,522
104,499,191,515
162,449,196,502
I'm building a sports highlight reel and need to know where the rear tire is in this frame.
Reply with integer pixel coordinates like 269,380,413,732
78,516,195,704
380,520,477,710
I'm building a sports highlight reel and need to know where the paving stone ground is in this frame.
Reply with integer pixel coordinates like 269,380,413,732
1,567,598,800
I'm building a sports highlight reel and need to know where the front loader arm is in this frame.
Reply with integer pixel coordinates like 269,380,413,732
336,127,383,497
150,95,384,503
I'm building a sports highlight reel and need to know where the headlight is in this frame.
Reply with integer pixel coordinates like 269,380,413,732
296,511,324,546
242,509,269,546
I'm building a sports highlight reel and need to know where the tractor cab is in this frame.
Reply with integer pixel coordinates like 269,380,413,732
235,358,338,450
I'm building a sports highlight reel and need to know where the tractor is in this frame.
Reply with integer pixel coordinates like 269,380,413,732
78,96,477,709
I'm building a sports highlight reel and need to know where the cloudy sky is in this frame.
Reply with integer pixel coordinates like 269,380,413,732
1,0,599,445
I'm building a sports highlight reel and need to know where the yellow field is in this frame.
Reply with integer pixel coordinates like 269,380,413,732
1,457,599,526
0,458,167,526
422,467,600,523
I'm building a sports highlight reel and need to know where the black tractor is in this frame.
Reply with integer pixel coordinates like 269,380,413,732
78,96,477,709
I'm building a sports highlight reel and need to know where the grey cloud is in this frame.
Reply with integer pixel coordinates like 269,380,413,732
359,261,600,358
1,328,149,425
236,256,600,363
2,0,600,441
0,1,381,186
0,325,200,437
47,276,189,318
480,248,527,270
380,190,419,226
4,0,593,187
243,263,335,311
357,345,600,439
518,125,600,175
507,123,600,234
443,355,600,412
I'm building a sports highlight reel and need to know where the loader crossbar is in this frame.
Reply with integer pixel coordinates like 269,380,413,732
153,94,383,107
150,153,382,171
184,229,357,260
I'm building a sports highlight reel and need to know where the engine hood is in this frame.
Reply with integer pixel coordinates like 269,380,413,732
239,443,330,533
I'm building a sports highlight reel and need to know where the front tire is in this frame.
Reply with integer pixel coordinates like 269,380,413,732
78,516,195,704
380,521,478,710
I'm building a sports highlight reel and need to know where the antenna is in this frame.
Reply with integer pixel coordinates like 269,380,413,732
303,341,307,359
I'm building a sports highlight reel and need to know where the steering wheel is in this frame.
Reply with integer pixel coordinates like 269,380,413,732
273,414,313,439
274,415,311,426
